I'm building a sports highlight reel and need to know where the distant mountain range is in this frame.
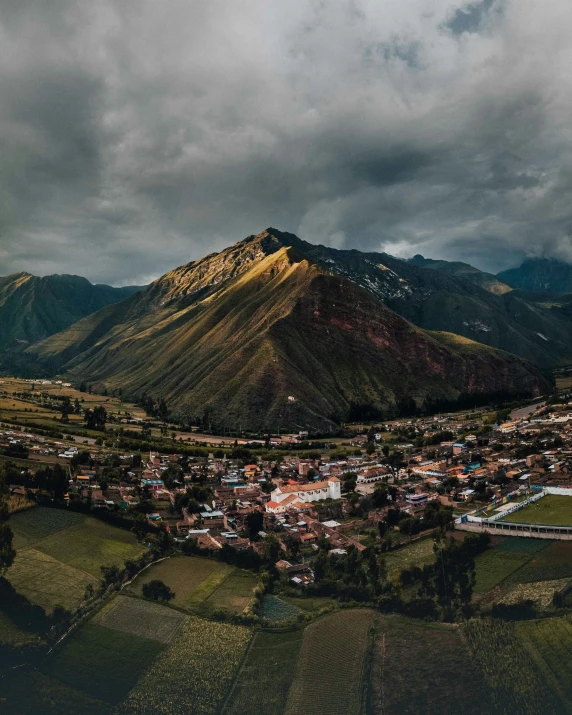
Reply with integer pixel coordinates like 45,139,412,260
0,272,142,355
25,229,550,430
498,257,572,294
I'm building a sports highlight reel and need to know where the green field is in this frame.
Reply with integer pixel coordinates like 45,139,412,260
128,556,257,615
280,595,337,613
93,595,185,644
204,570,258,613
42,622,164,704
6,508,145,612
7,548,98,612
37,518,145,577
10,507,86,549
466,618,566,714
0,609,42,650
473,538,548,593
223,630,304,715
118,615,252,715
500,495,572,525
369,616,490,715
285,609,375,715
384,537,436,575
517,616,572,710
260,595,301,622
1,669,110,715
505,540,572,584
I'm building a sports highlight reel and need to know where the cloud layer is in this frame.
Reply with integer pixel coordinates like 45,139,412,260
1,0,572,283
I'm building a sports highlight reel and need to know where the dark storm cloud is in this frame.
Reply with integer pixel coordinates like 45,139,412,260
0,0,571,284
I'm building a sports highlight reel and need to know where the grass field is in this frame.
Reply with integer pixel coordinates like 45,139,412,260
384,537,436,575
285,609,375,715
93,595,184,644
127,556,230,605
473,538,548,593
204,570,258,613
223,630,304,715
280,595,337,613
128,555,258,615
1,669,110,715
500,494,572,525
0,610,42,649
42,622,164,704
7,548,98,612
369,616,490,715
118,615,252,715
505,540,572,584
10,507,87,549
7,507,145,612
466,618,566,714
37,518,144,577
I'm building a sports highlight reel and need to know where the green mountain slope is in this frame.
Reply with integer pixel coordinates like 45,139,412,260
27,241,549,431
0,272,142,356
498,257,572,294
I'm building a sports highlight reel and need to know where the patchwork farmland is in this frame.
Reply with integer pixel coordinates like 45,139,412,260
7,507,145,613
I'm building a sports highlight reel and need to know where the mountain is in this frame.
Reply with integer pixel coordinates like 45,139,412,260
0,272,142,355
27,230,549,430
408,255,512,295
498,258,572,294
279,237,572,368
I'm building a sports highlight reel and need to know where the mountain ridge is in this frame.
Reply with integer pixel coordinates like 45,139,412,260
26,231,550,430
498,257,572,294
0,272,143,357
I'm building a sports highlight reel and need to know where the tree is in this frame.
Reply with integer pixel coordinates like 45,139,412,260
60,396,72,423
262,533,282,564
84,405,107,431
0,521,15,575
142,579,175,602
246,510,264,540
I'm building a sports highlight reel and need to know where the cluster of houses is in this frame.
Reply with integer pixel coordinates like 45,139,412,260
9,390,572,583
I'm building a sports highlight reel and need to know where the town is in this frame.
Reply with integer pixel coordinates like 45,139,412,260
3,376,572,584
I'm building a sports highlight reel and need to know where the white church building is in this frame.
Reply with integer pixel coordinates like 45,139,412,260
266,477,342,513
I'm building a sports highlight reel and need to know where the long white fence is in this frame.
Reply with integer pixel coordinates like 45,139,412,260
456,487,572,540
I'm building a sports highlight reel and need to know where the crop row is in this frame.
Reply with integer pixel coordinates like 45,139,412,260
117,615,252,715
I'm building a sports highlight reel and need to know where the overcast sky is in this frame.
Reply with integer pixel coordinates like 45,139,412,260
1,0,572,284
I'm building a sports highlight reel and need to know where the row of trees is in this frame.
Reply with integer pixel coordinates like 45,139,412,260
308,531,490,620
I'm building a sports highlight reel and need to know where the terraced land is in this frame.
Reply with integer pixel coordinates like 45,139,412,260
127,556,257,615
6,507,145,612
369,616,490,715
473,538,548,593
500,495,572,526
223,629,304,715
284,609,375,715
